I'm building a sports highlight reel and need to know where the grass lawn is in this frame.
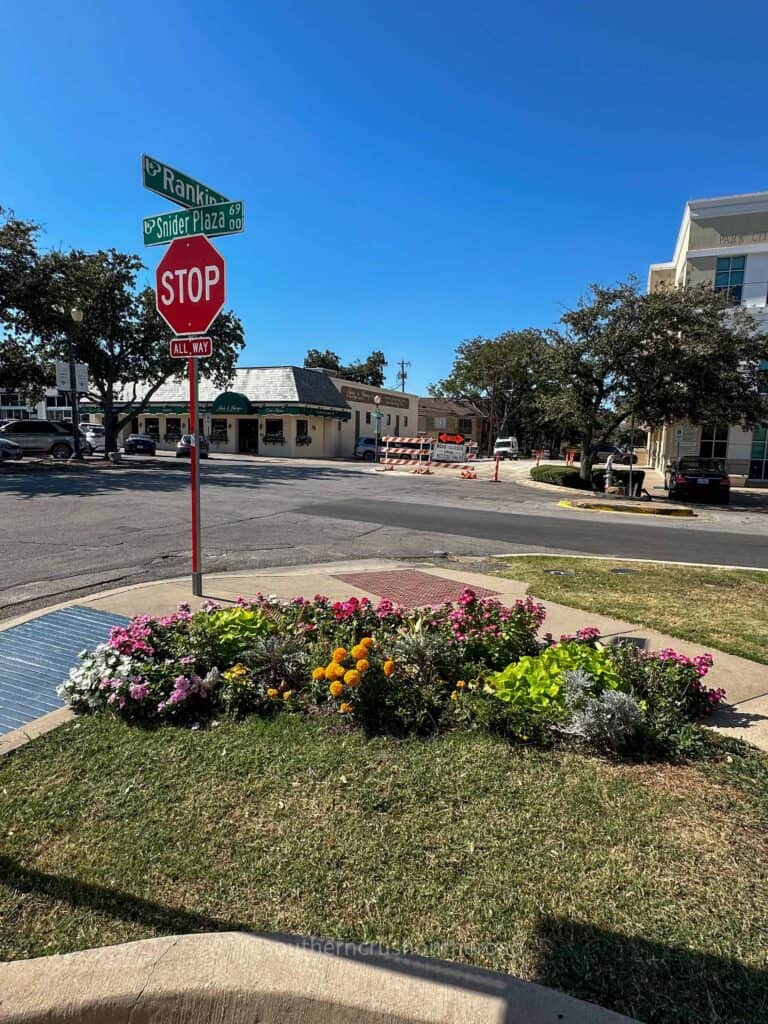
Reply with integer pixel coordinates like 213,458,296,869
2,715,768,1024
496,557,768,664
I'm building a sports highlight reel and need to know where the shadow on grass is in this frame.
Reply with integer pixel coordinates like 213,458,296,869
4,854,767,1022
533,915,768,1024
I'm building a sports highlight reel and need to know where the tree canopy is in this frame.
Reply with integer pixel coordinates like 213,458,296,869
304,347,387,387
542,277,765,478
430,329,554,447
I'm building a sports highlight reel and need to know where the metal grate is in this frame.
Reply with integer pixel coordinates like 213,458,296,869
0,605,130,736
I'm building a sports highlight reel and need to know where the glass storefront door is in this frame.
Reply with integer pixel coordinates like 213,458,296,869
749,425,768,479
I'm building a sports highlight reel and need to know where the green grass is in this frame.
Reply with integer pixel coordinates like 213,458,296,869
2,714,768,1024
497,556,768,664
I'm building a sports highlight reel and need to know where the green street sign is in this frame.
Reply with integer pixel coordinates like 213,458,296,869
142,154,228,209
143,200,245,246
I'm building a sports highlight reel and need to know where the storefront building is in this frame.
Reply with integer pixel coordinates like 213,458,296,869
646,190,768,482
80,367,419,459
417,398,484,446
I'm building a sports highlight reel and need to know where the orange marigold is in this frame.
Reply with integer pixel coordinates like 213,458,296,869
312,667,326,681
332,647,347,663
356,659,370,673
339,701,354,714
350,644,366,661
344,669,362,688
383,659,395,677
329,681,345,698
361,637,374,649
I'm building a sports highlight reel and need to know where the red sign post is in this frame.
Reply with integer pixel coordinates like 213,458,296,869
155,236,226,597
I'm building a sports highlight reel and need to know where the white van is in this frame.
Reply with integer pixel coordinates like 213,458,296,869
493,436,519,460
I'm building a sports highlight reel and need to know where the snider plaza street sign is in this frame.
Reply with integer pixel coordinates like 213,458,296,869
155,235,225,336
143,200,244,246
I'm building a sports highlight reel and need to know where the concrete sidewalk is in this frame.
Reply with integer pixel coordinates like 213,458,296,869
3,559,767,753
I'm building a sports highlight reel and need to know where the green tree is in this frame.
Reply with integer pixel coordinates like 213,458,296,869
543,278,765,481
304,347,387,387
0,209,50,396
14,246,244,454
431,329,552,449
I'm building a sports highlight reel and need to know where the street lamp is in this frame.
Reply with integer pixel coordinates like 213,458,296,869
373,394,382,464
69,307,85,461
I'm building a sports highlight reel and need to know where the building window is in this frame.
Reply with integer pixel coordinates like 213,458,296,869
263,418,284,444
403,415,408,427
699,424,728,459
365,411,371,425
210,418,228,443
432,416,447,429
386,413,391,426
750,425,768,479
715,255,745,305
458,417,473,435
296,419,312,446
164,417,182,441
143,417,160,439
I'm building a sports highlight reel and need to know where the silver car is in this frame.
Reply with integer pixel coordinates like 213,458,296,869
81,423,105,453
0,419,88,460
0,436,23,461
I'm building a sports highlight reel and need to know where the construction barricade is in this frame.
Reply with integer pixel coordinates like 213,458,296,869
380,436,434,473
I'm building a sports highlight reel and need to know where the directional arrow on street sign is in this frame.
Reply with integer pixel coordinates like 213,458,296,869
143,200,244,247
142,154,228,210
170,336,213,358
156,235,225,336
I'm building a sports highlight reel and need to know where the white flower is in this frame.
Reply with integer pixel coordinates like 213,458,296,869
57,644,140,713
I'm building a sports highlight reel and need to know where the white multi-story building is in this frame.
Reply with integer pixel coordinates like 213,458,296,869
0,387,72,423
647,191,768,483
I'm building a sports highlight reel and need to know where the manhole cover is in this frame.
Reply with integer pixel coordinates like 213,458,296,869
610,568,637,575
544,569,575,577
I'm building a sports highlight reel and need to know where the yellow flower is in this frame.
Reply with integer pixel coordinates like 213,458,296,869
312,667,325,681
339,701,354,714
361,637,374,650
455,680,466,689
383,659,395,677
283,690,293,701
350,644,366,661
266,687,279,699
224,662,249,681
329,681,345,698
355,658,370,673
325,663,345,681
344,669,362,688
450,690,458,701
332,647,347,663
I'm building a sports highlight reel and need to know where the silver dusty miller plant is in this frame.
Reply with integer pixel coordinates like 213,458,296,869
563,669,642,750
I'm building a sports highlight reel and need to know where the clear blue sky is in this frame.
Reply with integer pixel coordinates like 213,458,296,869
2,0,766,393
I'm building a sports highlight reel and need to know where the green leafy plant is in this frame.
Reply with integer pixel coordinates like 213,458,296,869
193,607,275,665
489,642,622,711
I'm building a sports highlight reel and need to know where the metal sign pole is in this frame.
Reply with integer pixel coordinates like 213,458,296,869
189,356,202,596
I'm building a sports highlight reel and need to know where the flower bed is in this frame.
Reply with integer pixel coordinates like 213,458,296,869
59,588,725,759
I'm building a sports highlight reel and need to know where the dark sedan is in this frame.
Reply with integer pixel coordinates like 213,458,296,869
123,434,157,456
176,434,210,458
666,456,730,504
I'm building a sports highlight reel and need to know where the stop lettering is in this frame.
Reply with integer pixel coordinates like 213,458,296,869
155,234,225,335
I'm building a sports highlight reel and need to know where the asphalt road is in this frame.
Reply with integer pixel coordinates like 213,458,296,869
2,456,767,621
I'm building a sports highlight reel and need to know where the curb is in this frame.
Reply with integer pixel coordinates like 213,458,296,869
493,552,768,572
558,499,694,518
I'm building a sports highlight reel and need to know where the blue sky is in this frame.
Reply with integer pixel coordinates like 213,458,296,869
2,0,767,393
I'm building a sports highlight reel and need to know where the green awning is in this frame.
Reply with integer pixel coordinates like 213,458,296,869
211,391,252,414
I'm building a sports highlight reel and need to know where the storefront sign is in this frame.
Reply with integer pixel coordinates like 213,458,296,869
211,391,252,414
340,385,410,410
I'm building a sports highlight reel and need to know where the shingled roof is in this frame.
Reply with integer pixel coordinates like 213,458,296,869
117,367,350,409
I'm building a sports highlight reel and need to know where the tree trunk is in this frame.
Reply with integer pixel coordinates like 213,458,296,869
579,437,595,484
102,399,118,458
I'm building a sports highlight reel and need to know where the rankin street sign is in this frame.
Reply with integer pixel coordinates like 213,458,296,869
142,154,229,209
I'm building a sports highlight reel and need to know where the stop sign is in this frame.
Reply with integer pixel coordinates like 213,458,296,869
155,235,225,336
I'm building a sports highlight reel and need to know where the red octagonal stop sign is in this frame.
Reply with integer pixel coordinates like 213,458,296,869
155,235,225,336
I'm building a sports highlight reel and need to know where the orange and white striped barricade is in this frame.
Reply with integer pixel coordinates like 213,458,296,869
380,436,434,473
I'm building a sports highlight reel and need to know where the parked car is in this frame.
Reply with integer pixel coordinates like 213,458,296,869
0,419,88,460
176,434,209,458
666,456,730,503
493,436,519,460
81,423,105,453
0,436,23,461
123,433,157,456
589,443,638,465
354,436,380,461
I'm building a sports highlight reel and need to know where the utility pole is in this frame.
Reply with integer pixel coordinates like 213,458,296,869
395,359,411,392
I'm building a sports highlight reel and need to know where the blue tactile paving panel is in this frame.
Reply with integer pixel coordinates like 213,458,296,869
0,605,130,736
